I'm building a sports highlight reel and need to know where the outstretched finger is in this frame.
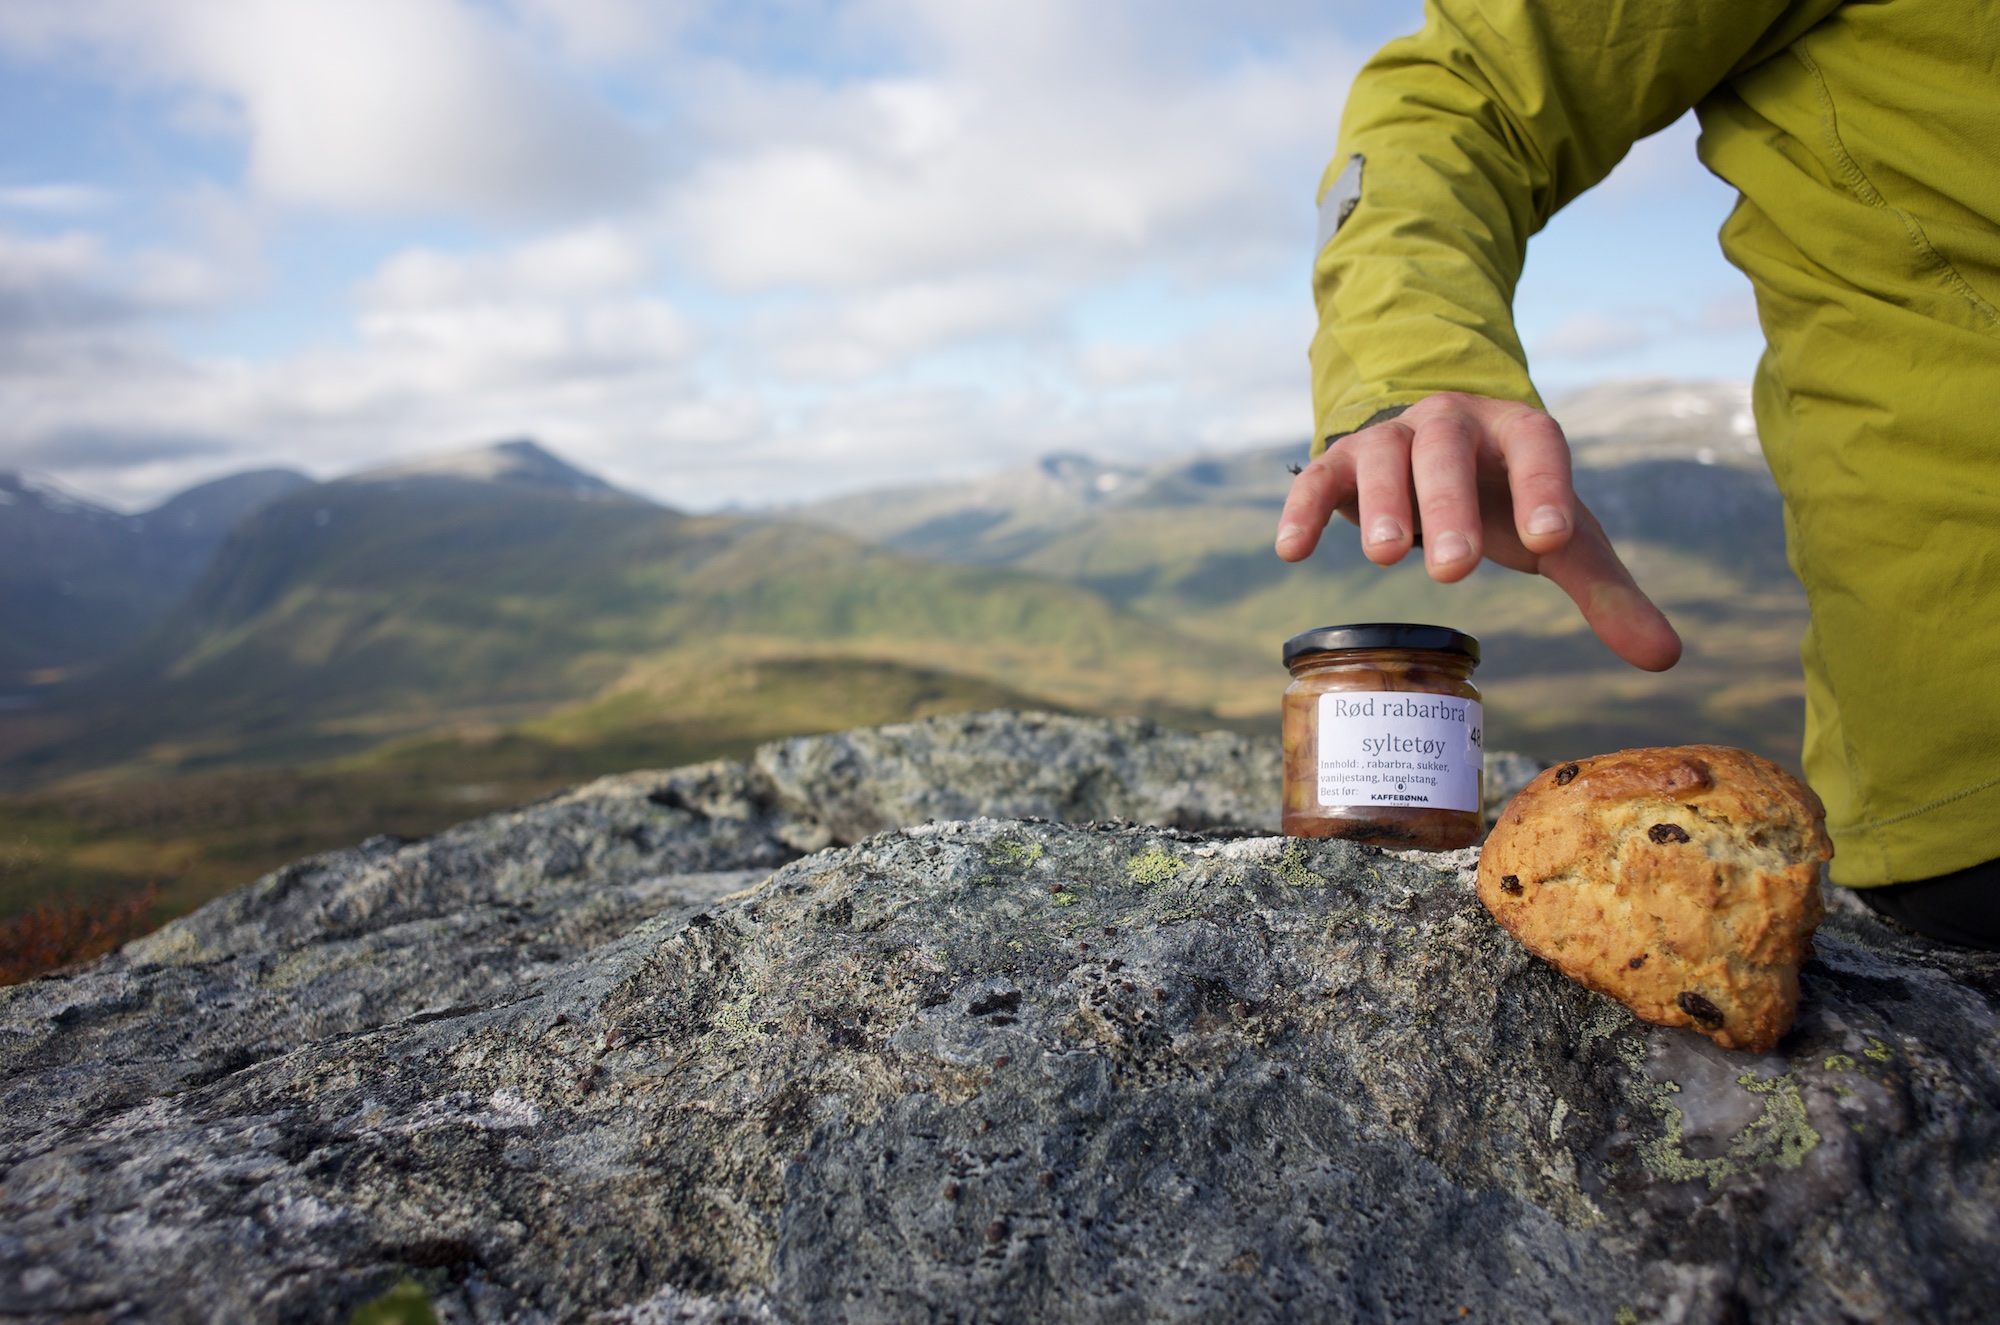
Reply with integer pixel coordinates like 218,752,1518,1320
1275,447,1358,562
1346,421,1417,566
1492,406,1576,555
1536,508,1683,671
1408,409,1483,581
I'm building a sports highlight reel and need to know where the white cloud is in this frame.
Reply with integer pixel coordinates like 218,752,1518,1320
756,276,1066,381
0,0,653,220
653,396,768,450
201,0,651,217
0,227,240,358
359,227,655,305
1071,304,1317,449
0,221,698,504
0,0,1412,509
667,4,1360,288
343,229,691,393
1533,312,1656,362
0,231,106,296
0,185,117,215
258,240,699,437
501,0,697,64
1698,293,1760,332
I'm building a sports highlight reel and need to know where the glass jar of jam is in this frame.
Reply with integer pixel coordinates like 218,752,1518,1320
1282,623,1483,849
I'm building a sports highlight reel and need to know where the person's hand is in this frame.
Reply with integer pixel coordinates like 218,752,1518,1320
1274,392,1682,671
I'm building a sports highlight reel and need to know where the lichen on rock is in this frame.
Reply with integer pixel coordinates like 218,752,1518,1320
1,712,1996,1323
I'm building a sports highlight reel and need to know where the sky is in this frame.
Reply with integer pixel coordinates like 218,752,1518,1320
0,0,1768,512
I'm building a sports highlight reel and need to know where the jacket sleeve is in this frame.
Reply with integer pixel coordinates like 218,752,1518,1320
1310,0,1844,448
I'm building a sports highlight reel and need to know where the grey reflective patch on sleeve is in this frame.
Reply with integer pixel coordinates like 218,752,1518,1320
1315,154,1364,253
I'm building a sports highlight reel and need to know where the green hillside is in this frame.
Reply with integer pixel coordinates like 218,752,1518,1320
3,461,1267,787
0,468,311,689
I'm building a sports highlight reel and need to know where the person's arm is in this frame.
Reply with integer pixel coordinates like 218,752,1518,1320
1281,0,1843,671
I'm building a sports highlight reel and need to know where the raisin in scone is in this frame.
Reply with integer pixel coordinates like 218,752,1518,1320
1476,745,1831,1052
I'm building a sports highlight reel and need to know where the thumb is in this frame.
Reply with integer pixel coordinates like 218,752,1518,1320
1536,509,1682,672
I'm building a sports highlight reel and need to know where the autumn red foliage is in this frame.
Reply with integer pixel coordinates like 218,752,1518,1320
0,885,160,986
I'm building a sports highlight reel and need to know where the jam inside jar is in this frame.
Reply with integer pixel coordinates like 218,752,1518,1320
1281,623,1483,849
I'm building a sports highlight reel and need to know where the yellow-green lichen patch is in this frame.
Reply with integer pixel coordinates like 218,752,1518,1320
1630,1063,1820,1188
1735,1073,1820,1169
703,990,772,1051
1864,1037,1893,1063
1581,1000,1631,1044
350,1279,438,1325
990,839,1045,871
1824,1054,1856,1072
1126,847,1185,888
1274,842,1321,888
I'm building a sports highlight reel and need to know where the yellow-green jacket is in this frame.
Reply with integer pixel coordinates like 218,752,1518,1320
1312,0,2000,887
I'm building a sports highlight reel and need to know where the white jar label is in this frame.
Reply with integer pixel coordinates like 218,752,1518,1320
1316,691,1483,812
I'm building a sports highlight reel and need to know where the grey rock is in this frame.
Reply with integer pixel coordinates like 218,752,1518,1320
752,710,1284,845
1,712,1994,1324
750,709,1529,841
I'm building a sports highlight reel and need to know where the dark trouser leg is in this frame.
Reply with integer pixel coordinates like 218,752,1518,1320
1855,857,2000,952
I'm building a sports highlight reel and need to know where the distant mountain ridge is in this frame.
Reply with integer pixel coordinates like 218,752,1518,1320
3,438,1255,784
0,380,1810,789
799,446,1288,568
345,438,632,498
1555,379,1765,470
798,379,1775,566
0,467,314,691
0,440,640,701
798,401,1785,590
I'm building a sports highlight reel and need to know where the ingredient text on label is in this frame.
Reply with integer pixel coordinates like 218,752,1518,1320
1316,691,1483,812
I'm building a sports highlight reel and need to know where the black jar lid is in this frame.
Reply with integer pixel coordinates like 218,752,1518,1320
1283,622,1480,667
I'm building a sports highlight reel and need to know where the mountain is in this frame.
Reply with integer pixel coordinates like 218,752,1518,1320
0,440,612,705
347,436,627,496
0,467,313,692
801,434,1794,649
798,383,1786,582
9,380,1806,785
2,441,1262,784
1556,378,1766,469
802,452,1156,566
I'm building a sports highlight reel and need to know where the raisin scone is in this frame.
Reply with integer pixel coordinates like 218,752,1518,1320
1476,745,1831,1053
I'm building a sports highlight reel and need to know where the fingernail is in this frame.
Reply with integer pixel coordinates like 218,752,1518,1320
1366,516,1404,546
1432,531,1473,566
1277,523,1306,546
1526,505,1568,537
